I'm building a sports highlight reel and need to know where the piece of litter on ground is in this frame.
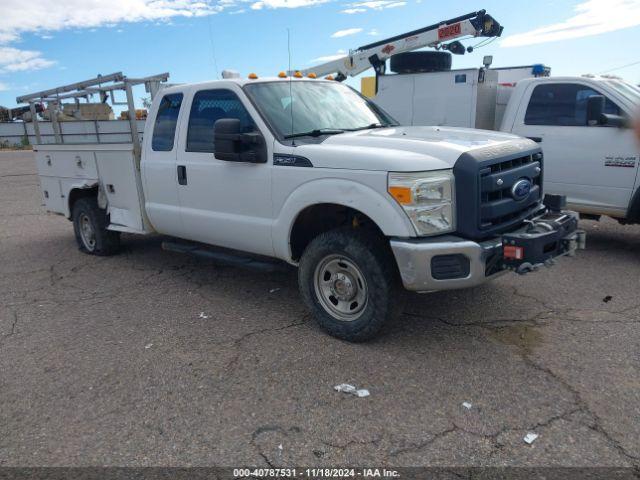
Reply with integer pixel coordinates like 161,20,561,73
462,402,472,409
334,383,356,394
603,295,612,303
198,312,209,319
334,383,369,397
269,288,280,293
278,444,283,451
523,432,539,444
144,343,153,349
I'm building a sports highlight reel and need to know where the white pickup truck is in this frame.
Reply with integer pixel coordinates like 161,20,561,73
32,74,585,341
501,76,640,222
370,61,640,223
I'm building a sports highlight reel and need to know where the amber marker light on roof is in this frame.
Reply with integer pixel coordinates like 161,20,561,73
248,73,258,79
294,71,303,78
307,73,317,79
278,71,287,78
325,75,334,80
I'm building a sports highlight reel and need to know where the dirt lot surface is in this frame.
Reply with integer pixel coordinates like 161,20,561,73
1,150,639,468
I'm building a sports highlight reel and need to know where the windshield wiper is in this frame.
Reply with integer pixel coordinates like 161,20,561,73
344,123,389,132
284,128,345,139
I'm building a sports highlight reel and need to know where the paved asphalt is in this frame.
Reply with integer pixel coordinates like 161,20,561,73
1,150,639,468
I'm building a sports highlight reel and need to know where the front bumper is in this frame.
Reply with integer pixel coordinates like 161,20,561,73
390,210,585,292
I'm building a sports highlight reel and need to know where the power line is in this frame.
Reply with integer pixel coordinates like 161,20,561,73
598,60,640,74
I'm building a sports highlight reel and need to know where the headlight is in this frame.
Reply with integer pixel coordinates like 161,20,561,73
388,170,455,236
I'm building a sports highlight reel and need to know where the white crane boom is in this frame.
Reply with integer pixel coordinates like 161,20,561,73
301,10,502,80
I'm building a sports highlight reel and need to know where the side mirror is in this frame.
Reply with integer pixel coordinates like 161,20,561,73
586,95,628,128
214,118,267,163
586,95,605,126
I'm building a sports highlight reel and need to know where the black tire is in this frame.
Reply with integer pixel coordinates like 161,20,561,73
298,228,398,342
72,197,120,256
389,51,452,74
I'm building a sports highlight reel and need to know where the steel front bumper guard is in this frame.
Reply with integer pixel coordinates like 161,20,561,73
390,196,586,292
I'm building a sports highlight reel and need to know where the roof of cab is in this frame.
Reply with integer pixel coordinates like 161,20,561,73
160,76,333,94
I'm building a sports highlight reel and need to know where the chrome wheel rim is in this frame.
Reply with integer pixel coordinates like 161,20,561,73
313,255,368,321
79,213,96,251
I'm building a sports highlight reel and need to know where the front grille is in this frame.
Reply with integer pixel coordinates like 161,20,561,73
454,146,543,241
479,153,542,230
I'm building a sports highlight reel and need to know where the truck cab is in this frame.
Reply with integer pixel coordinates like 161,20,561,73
500,76,640,222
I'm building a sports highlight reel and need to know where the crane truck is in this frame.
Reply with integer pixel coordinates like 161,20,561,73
304,17,640,224
24,10,585,342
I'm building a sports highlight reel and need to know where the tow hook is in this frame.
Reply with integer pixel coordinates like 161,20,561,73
515,256,560,275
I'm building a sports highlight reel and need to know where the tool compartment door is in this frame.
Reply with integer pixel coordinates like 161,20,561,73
35,149,98,179
95,147,147,233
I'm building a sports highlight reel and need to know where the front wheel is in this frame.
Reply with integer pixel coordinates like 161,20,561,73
72,197,120,256
298,228,398,342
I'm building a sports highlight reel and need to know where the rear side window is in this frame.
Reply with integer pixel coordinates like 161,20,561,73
152,93,183,151
524,83,621,126
186,89,255,153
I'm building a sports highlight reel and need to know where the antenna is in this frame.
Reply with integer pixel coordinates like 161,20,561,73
207,16,220,79
287,28,295,146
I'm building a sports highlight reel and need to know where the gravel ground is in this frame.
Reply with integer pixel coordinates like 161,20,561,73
1,150,639,468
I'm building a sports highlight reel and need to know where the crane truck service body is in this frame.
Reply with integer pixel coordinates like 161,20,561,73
32,76,584,341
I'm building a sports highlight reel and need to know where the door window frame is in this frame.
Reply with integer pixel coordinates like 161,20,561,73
151,92,184,152
183,87,259,154
522,82,622,127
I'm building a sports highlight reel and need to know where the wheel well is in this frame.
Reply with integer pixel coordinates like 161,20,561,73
625,187,640,224
68,186,99,217
289,204,385,261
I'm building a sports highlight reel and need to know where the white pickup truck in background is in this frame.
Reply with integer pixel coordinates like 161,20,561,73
25,71,585,341
502,76,640,222
368,57,640,224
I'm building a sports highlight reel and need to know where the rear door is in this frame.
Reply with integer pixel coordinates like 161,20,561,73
141,92,185,236
511,81,637,216
174,86,274,257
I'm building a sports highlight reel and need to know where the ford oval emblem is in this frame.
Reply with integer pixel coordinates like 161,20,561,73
511,179,532,201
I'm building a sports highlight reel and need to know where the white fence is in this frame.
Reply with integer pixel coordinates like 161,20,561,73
0,119,146,147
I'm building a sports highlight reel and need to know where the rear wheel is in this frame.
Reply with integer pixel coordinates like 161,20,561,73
298,228,398,342
72,197,120,256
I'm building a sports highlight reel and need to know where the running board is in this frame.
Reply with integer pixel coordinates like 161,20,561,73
161,240,290,273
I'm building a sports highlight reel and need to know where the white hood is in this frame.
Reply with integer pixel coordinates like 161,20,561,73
292,126,537,171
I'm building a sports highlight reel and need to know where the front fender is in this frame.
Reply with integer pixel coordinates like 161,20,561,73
273,178,416,261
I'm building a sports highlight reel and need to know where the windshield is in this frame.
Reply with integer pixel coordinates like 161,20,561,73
244,81,397,139
605,80,640,106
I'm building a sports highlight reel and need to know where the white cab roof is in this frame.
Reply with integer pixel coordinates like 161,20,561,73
160,77,333,94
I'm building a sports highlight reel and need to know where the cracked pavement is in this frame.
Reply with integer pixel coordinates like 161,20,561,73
1,150,639,467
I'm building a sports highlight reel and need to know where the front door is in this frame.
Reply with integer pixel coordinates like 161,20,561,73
175,87,274,257
511,82,638,216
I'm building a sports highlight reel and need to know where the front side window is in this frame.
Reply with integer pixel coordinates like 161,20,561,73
152,93,183,151
244,81,397,139
524,83,621,126
186,89,255,153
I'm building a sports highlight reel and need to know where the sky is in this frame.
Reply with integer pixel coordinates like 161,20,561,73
1,0,640,108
